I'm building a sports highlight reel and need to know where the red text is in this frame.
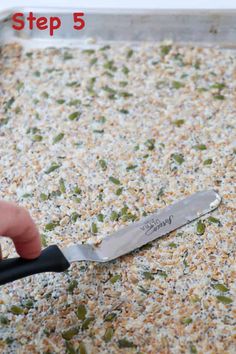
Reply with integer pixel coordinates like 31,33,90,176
12,12,85,36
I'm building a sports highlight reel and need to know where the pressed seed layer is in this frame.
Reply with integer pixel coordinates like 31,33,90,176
0,42,235,354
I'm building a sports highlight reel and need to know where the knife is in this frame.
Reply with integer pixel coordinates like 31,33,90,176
0,190,221,285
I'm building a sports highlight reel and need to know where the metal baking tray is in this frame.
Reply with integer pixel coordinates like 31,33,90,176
1,7,236,49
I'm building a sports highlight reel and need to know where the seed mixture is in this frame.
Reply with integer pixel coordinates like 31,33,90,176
0,41,235,354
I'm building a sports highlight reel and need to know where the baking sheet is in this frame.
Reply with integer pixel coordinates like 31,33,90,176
1,8,236,48
0,7,235,354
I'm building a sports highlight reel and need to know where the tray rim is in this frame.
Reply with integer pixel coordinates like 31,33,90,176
2,7,236,15
1,7,236,49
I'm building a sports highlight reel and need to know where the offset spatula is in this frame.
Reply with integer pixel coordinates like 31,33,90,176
0,190,221,285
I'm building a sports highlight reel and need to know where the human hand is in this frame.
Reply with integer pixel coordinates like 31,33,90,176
0,200,41,260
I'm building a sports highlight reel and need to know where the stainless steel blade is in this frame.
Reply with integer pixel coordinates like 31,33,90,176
62,189,221,263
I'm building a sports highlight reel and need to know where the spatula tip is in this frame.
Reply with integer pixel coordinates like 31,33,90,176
209,189,221,210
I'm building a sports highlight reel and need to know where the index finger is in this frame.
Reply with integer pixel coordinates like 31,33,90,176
0,201,42,259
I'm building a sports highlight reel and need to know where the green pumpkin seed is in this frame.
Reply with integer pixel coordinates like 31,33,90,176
143,272,154,280
208,216,221,225
68,111,81,121
40,193,48,201
118,338,137,348
59,178,66,193
145,139,155,151
190,344,198,354
99,159,107,171
172,81,184,89
203,158,213,165
45,163,61,174
104,312,117,322
109,176,121,185
71,212,79,223
91,222,98,234
76,304,87,320
81,317,94,330
193,144,207,150
173,119,185,127
115,187,123,196
181,317,193,325
0,316,10,325
160,45,172,56
213,284,229,292
196,220,205,235
110,211,119,222
216,295,233,304
45,222,58,231
41,234,48,247
53,133,64,144
103,327,114,342
97,213,104,222
62,327,79,340
79,342,87,354
67,280,78,294
172,153,184,165
110,274,121,284
10,305,24,315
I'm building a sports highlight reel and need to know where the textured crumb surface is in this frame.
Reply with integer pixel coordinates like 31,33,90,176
0,41,235,354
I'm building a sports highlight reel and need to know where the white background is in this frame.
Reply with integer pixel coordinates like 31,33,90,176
0,0,236,11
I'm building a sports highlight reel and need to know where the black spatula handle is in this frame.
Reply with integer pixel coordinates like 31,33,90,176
0,245,70,286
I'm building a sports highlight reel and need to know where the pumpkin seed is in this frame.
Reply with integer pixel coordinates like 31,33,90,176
76,304,87,320
196,220,205,235
103,327,114,342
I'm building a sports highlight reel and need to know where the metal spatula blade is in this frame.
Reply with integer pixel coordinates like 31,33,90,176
62,189,221,263
0,189,221,285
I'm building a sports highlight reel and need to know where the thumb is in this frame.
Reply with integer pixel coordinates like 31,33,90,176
0,201,42,259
